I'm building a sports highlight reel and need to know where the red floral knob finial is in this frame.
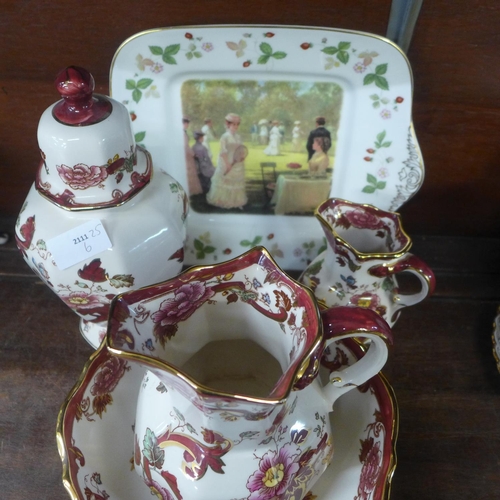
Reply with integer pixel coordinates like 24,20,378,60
52,66,112,125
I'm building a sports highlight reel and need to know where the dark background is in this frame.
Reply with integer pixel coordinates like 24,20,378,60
2,2,500,500
1,0,499,237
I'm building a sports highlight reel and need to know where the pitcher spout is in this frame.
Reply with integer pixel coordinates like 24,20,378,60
106,246,325,409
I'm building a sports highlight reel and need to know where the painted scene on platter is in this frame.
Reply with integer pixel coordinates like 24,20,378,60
181,79,343,216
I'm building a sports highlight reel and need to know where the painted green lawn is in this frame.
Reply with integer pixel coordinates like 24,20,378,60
197,139,335,178
188,137,334,214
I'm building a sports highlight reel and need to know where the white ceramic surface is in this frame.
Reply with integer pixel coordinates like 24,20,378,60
110,25,423,270
58,339,397,500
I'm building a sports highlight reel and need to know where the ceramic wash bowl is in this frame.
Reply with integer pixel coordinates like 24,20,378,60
57,338,397,500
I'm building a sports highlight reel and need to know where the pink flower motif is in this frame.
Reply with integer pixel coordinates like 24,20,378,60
57,163,108,190
349,292,381,311
60,291,109,312
144,478,174,500
91,357,128,396
377,167,389,178
344,208,384,230
151,62,164,73
353,62,367,73
202,42,214,52
380,109,391,120
246,443,301,499
152,282,215,327
356,440,382,500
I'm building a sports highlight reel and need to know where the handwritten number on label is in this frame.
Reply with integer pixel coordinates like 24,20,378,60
47,220,112,270
72,223,103,252
89,224,102,238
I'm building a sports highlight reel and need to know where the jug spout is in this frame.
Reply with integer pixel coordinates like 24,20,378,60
106,247,324,411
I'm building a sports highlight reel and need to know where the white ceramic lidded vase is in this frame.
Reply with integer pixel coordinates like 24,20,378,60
15,66,188,348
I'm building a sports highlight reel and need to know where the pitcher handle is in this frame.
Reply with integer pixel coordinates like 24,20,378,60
369,253,436,309
319,306,393,409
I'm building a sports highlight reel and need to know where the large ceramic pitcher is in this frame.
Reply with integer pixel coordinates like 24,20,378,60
300,198,435,326
106,246,392,500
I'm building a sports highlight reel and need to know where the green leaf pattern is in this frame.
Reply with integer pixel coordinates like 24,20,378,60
143,428,165,469
363,131,392,194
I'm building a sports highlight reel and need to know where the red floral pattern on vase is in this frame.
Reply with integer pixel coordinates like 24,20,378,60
57,163,109,190
51,258,134,325
35,146,151,210
15,214,36,254
78,259,108,282
60,291,110,320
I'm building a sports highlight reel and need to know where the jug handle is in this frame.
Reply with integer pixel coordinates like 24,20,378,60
319,306,393,409
369,254,436,311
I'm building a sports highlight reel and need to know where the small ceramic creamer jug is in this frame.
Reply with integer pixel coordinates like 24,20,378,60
300,198,436,326
106,246,392,500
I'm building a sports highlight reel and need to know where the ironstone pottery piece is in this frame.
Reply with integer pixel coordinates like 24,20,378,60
15,66,188,348
57,334,398,500
300,198,435,326
104,246,393,500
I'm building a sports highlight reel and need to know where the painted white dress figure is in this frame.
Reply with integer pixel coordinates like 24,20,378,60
207,114,248,209
259,123,269,145
264,123,281,156
201,119,216,159
292,122,302,152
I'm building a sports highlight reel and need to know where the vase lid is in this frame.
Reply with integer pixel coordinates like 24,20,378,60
35,66,152,210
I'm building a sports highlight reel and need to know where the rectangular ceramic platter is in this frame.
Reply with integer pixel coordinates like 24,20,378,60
110,25,423,269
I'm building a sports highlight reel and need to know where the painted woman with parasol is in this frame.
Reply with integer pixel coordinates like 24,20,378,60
206,113,248,209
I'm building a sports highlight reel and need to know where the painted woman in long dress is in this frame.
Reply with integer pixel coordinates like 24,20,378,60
308,136,331,176
264,121,281,156
292,121,302,152
201,118,217,159
206,113,248,209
